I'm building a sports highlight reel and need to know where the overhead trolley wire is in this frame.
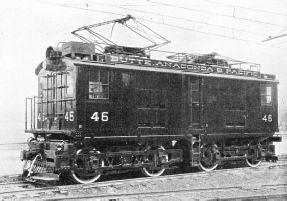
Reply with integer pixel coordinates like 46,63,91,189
207,0,287,17
35,0,285,48
275,28,287,36
139,17,261,44
87,1,269,37
36,0,126,17
272,40,287,46
149,0,287,28
207,0,287,44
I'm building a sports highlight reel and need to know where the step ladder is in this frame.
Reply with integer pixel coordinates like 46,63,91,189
190,134,201,166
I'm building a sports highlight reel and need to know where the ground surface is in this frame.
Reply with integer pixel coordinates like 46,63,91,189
0,161,286,200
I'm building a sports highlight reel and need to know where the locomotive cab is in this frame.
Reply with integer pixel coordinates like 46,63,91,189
22,41,281,183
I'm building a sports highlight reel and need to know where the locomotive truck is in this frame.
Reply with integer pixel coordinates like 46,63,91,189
21,16,281,184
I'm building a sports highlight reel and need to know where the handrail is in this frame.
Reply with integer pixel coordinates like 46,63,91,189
25,98,31,131
25,96,40,131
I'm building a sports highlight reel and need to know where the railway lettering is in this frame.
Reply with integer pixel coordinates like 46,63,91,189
262,114,272,122
65,111,74,121
207,67,214,72
91,112,109,122
107,55,260,78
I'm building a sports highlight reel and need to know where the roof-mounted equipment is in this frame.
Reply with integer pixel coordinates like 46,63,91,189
71,15,170,57
167,52,260,71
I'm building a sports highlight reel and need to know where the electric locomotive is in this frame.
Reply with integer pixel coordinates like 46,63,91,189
21,16,281,184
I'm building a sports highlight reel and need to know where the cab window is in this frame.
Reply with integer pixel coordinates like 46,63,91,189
261,84,272,106
89,70,109,99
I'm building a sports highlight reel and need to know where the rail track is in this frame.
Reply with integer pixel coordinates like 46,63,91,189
47,184,287,201
0,161,286,200
1,181,287,200
0,181,31,193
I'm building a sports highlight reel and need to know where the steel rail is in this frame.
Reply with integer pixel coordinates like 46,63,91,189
39,184,287,200
0,161,286,199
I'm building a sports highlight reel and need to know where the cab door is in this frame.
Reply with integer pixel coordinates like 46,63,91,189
223,80,246,130
260,83,278,132
84,68,112,134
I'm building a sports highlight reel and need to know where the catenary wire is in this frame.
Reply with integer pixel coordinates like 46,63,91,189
87,0,269,37
207,0,287,17
35,0,286,48
149,0,287,28
273,28,287,37
272,40,287,46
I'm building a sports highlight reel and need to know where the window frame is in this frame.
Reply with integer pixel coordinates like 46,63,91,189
260,83,272,106
88,69,109,100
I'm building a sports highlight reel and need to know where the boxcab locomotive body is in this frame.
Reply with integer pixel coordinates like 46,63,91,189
21,41,281,184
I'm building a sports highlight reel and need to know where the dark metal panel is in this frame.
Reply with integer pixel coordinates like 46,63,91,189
167,73,183,135
79,66,116,136
116,70,137,135
245,81,261,133
47,61,278,142
202,78,279,135
84,101,114,136
79,67,137,137
135,71,169,136
203,78,226,133
259,83,278,132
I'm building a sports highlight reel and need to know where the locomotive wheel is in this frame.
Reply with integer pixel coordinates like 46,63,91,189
71,150,104,184
245,150,262,168
198,147,218,171
245,145,262,168
71,169,102,184
142,146,169,177
199,160,218,171
245,158,261,167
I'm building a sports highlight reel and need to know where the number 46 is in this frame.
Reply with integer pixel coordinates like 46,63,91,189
262,114,272,122
91,112,109,122
65,111,74,121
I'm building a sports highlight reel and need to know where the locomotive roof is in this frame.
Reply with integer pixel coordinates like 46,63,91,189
44,15,277,83
72,55,278,83
41,41,277,83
